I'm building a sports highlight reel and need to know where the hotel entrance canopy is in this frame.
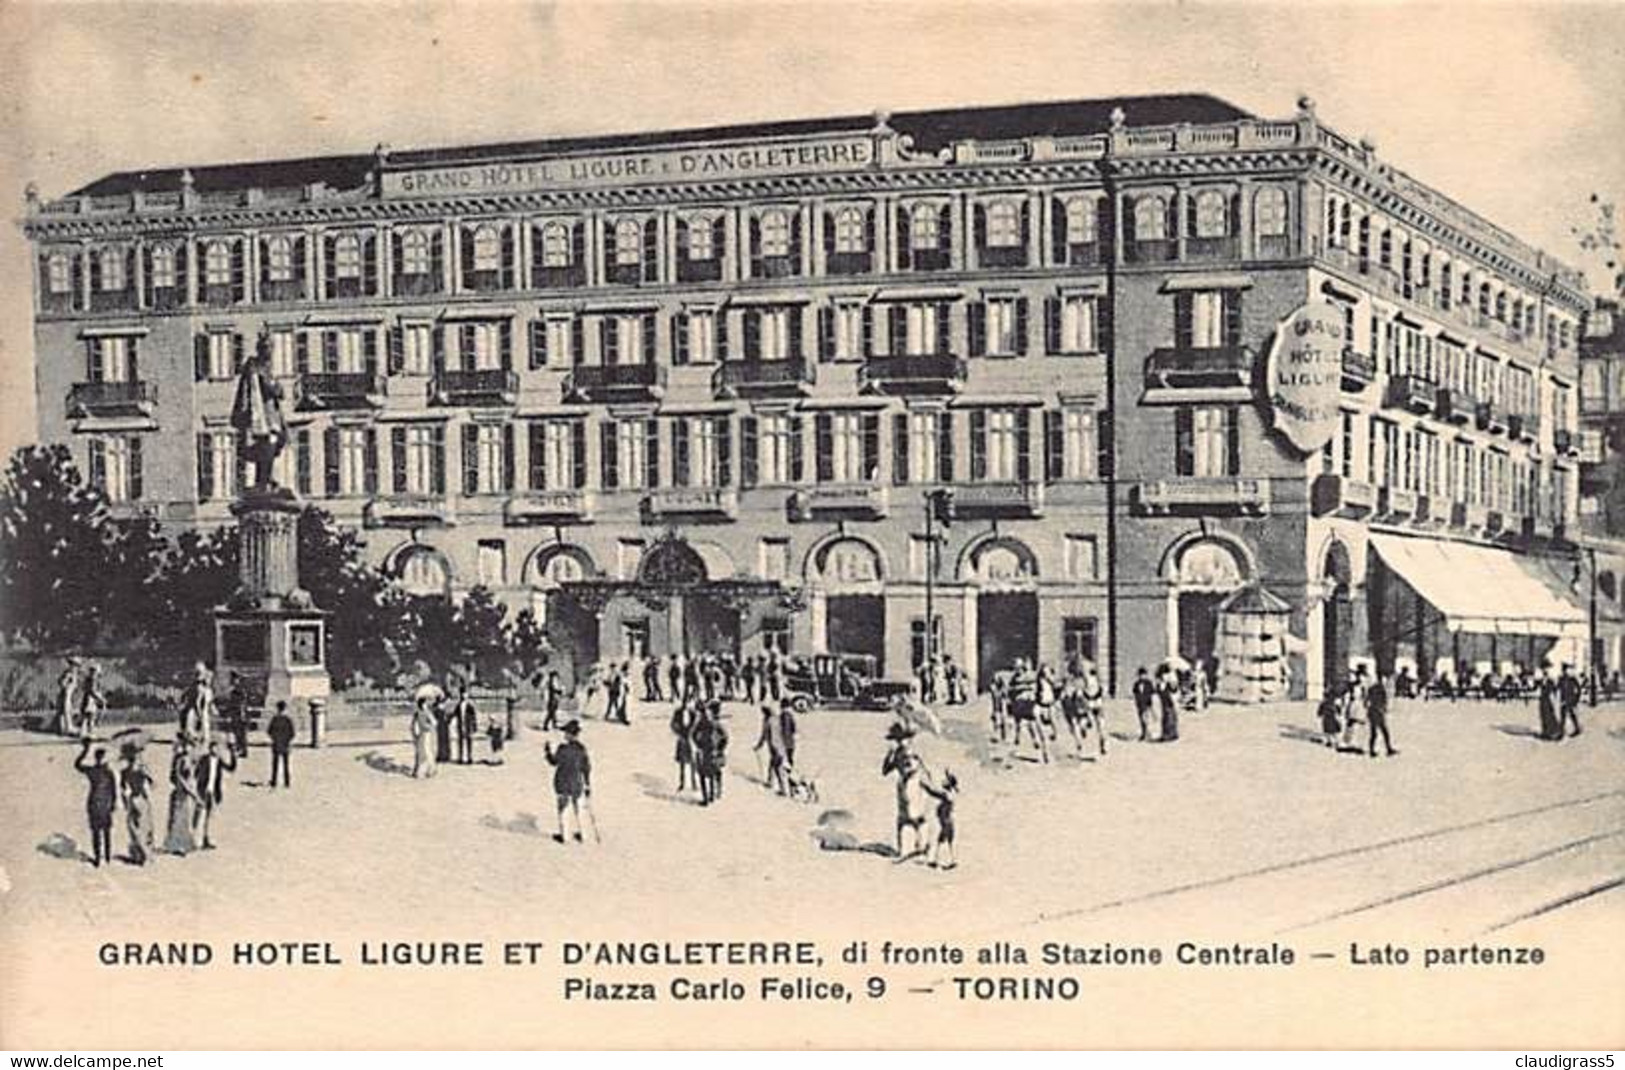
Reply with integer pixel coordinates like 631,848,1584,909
1369,533,1587,638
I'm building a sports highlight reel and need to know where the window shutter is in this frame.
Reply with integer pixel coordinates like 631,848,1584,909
823,212,835,258
888,306,905,356
462,425,479,497
1223,291,1243,348
323,234,337,298
296,430,311,495
88,438,105,494
84,338,99,382
128,437,142,500
323,427,340,496
501,225,515,288
392,231,405,278
861,305,874,357
1045,410,1063,481
601,318,618,366
815,414,833,482
969,302,986,357
1015,298,1030,355
322,331,338,374
896,206,911,270
672,314,689,366
717,311,729,362
892,412,910,485
789,414,804,482
502,423,515,491
458,323,474,371
1045,297,1061,354
571,421,587,489
127,338,140,381
388,325,405,374
363,234,379,294
1098,297,1113,353
363,329,379,377
500,320,513,370
973,204,987,259
672,419,690,488
937,204,952,253
1174,409,1195,476
391,426,407,493
1016,409,1032,482
71,256,83,308
740,415,759,487
1174,293,1194,349
861,413,880,480
788,213,802,269
571,223,585,272
642,220,658,283
641,313,656,365
743,309,760,361
818,306,834,363
193,335,209,381
1225,407,1241,476
528,422,546,490
748,215,761,265
937,412,954,482
675,219,689,265
432,325,446,377
1052,198,1068,263
644,420,660,488
460,225,474,280
430,426,446,495
571,319,585,366
196,433,213,500
430,232,445,284
296,332,311,375
716,417,732,487
363,429,379,494
600,423,618,490
970,410,987,481
789,307,803,360
231,333,246,373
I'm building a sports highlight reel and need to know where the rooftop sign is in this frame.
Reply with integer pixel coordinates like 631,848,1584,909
382,135,875,198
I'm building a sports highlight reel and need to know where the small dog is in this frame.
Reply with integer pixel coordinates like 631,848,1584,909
786,769,820,803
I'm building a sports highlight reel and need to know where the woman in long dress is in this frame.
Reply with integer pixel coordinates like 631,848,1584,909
411,698,438,778
882,723,930,859
163,742,200,855
120,749,156,865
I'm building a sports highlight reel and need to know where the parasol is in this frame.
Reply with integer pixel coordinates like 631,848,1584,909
893,695,943,735
413,682,446,704
1160,655,1192,673
110,726,152,756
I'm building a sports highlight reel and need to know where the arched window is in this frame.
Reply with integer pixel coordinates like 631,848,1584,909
1495,291,1508,322
1255,187,1288,238
1193,190,1229,238
985,201,1022,247
471,224,503,272
332,232,362,279
613,219,643,266
758,209,792,257
1064,197,1098,245
1324,195,1340,246
149,244,177,289
684,216,715,260
1378,227,1393,268
1133,195,1168,241
265,235,294,282
97,247,126,291
1479,282,1492,316
400,229,431,275
833,207,867,254
203,240,232,286
541,222,572,267
46,251,72,294
909,203,940,250
397,547,450,598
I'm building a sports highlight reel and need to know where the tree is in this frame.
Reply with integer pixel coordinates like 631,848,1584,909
508,607,550,685
296,507,401,686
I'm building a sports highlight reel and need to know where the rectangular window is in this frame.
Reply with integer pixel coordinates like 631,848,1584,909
1057,295,1098,354
149,247,177,290
984,298,1022,357
326,328,369,375
909,616,944,670
336,426,371,496
89,336,135,382
1178,290,1241,349
1065,535,1099,580
530,419,583,491
617,538,644,581
465,423,511,495
754,413,798,485
1057,408,1097,481
1062,617,1099,665
905,410,945,483
603,419,655,491
476,540,507,588
903,303,940,356
685,310,719,364
830,304,868,361
818,411,873,483
398,424,443,495
206,332,237,381
679,415,730,487
750,308,795,361
90,436,140,503
460,322,505,371
1175,406,1239,477
400,323,434,376
758,538,791,582
267,329,296,378
48,253,73,294
982,409,1021,481
98,249,127,292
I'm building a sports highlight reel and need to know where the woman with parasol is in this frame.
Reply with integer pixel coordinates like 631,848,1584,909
881,721,931,860
114,729,157,865
411,682,443,779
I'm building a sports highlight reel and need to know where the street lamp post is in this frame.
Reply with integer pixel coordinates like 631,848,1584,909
922,489,952,681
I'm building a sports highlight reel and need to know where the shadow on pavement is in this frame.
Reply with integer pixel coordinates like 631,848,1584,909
36,832,84,863
632,772,705,807
479,812,545,837
1494,722,1546,739
356,750,415,777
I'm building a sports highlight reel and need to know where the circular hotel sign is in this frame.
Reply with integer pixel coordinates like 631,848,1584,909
1266,301,1345,454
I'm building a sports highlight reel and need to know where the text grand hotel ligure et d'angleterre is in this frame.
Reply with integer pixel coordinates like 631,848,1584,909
21,92,1619,701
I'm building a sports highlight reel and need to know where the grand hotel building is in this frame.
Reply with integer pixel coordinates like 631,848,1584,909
22,94,1595,698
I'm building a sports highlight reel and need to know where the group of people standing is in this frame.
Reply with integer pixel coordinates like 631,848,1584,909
880,721,958,868
987,659,1114,763
668,697,731,805
51,660,106,737
915,654,969,706
409,680,509,779
1535,663,1587,742
637,650,786,707
1316,664,1397,758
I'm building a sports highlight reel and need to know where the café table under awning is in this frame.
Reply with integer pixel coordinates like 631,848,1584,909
1368,532,1588,638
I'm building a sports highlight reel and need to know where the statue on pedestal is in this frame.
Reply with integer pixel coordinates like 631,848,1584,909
231,328,289,494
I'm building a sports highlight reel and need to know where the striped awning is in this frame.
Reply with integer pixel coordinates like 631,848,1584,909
1369,533,1587,638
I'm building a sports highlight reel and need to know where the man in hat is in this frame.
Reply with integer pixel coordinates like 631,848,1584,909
455,682,478,765
882,722,930,859
266,700,296,789
1365,672,1396,759
754,703,791,795
1558,663,1584,739
73,738,118,867
544,721,592,843
79,663,106,739
541,670,563,731
1131,667,1155,742
193,740,237,849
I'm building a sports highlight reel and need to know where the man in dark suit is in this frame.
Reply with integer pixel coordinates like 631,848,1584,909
194,741,237,849
1131,667,1155,742
455,684,478,764
73,739,117,867
266,701,296,788
541,671,563,731
1365,673,1396,757
1558,664,1583,738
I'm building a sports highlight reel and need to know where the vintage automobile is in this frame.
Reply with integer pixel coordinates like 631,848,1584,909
781,653,912,712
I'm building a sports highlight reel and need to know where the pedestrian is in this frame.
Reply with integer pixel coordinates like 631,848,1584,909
434,692,453,764
722,654,739,701
79,663,106,739
1008,658,1049,762
119,746,155,866
455,683,478,764
882,722,930,859
1317,687,1343,749
193,741,237,849
1157,668,1179,742
1036,663,1060,742
1059,678,1089,758
1365,673,1396,758
266,700,295,789
1558,663,1583,738
1131,667,1155,742
1537,669,1561,741
178,662,215,746
1340,667,1369,749
1082,666,1107,757
411,697,438,779
766,651,782,701
73,739,117,868
486,715,507,765
669,654,685,705
922,769,959,870
691,703,729,805
989,667,1010,743
542,670,563,731
505,690,518,743
779,700,799,771
53,664,79,736
544,720,592,844
754,704,790,795
163,740,201,856
740,655,758,705
670,701,695,792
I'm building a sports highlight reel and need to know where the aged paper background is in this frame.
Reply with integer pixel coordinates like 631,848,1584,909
0,0,1622,1050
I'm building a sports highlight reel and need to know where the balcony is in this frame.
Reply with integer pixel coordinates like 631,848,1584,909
1377,486,1418,520
644,486,738,521
1484,509,1507,536
65,380,157,419
1507,413,1538,443
858,354,968,397
1413,494,1447,528
504,490,595,525
1143,346,1251,391
713,359,814,399
1125,239,1176,265
296,372,386,411
1131,478,1270,517
364,495,453,529
1434,386,1476,425
789,484,890,521
1185,235,1239,262
563,363,666,404
1385,375,1435,415
949,481,1044,520
1475,400,1507,435
1450,501,1490,532
1340,348,1376,392
1311,474,1376,518
430,368,519,407
1552,428,1579,457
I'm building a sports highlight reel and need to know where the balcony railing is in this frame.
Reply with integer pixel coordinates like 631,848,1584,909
1125,239,1176,265
1311,473,1376,518
713,359,815,399
296,372,386,411
430,368,518,407
563,363,667,403
1185,235,1239,262
644,486,738,520
1507,413,1538,443
1340,349,1376,391
1413,494,1447,528
1450,501,1490,532
65,379,157,419
949,481,1044,520
789,484,890,521
1144,346,1251,390
1484,509,1507,536
1385,375,1435,415
1377,486,1418,520
1131,477,1270,516
1552,428,1579,457
1475,400,1507,435
858,353,968,396
1435,386,1476,424
504,490,595,525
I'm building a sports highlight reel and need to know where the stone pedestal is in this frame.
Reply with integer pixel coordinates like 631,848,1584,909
214,487,331,709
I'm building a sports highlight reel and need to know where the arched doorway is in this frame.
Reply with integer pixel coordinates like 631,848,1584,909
1321,541,1353,693
393,544,452,598
639,535,739,657
967,537,1039,691
1168,538,1248,672
814,538,886,671
527,545,598,686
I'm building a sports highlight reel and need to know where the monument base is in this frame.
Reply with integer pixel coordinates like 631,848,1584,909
214,607,331,713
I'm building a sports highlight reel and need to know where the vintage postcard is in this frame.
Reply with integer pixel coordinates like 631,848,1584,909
0,0,1621,1051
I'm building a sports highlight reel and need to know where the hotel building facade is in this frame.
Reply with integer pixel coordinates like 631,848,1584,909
21,94,1594,697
